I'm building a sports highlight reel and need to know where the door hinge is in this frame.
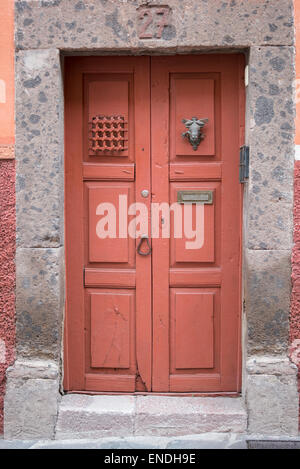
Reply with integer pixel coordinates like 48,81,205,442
239,145,249,183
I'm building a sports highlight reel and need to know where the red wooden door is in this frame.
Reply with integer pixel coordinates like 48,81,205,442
151,56,243,392
64,55,244,393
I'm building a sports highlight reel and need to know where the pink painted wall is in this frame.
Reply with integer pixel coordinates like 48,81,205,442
0,0,15,434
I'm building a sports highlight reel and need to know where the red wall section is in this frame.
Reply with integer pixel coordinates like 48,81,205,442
0,0,15,434
0,161,15,434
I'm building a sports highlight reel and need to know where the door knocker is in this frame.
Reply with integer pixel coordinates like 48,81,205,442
137,234,152,256
182,117,208,151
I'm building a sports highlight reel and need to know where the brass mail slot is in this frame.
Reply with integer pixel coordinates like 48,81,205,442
177,190,213,204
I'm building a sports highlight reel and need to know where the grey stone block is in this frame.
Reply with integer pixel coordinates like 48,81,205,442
15,0,294,51
247,46,295,250
4,360,60,440
135,396,247,437
246,356,299,436
245,250,291,355
16,48,64,248
56,395,135,439
16,247,64,360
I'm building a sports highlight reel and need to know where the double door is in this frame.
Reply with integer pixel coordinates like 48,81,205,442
64,55,244,393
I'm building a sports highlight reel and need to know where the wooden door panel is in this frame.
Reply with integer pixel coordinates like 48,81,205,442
170,162,222,181
171,75,216,157
171,289,215,370
65,57,151,392
170,183,217,265
83,163,135,181
151,55,243,392
85,268,136,289
87,182,134,264
86,74,132,159
90,291,133,369
85,288,137,391
170,288,221,392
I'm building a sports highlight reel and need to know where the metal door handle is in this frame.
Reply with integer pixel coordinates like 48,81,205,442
137,235,152,256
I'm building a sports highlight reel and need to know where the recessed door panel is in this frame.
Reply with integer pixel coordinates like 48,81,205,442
87,76,131,158
88,183,133,264
172,289,214,370
170,75,216,158
170,183,217,264
90,291,133,369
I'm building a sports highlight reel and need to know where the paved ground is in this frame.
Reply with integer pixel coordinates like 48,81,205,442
0,434,300,449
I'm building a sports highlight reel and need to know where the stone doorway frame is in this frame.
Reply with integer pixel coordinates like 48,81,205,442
4,0,299,439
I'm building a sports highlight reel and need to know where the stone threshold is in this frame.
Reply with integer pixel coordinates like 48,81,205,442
56,394,247,440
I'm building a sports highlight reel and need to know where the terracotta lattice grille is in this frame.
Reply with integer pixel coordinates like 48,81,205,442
88,115,128,153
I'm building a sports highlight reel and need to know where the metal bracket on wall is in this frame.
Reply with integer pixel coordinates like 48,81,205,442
239,145,249,183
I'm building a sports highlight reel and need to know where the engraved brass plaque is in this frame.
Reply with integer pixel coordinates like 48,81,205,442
177,190,213,204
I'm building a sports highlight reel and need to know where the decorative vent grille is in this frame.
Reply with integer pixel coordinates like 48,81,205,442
88,115,128,153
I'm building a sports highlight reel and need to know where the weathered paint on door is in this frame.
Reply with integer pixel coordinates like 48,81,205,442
64,55,244,393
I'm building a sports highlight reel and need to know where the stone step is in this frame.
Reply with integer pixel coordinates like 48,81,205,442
56,395,247,440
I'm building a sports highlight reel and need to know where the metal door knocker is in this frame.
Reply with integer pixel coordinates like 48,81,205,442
182,117,208,151
137,234,152,256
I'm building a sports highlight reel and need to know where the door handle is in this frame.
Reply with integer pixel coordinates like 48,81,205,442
137,235,152,256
